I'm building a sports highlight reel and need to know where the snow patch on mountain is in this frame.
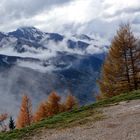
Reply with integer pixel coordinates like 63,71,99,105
0,26,109,72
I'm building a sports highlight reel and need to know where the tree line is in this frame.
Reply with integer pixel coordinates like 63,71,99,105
0,91,77,131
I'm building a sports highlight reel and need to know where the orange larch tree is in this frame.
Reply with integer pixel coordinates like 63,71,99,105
59,103,66,113
0,113,8,122
0,113,8,131
33,91,78,123
16,95,32,128
98,24,140,99
33,91,61,122
46,91,61,116
33,101,48,122
65,94,77,111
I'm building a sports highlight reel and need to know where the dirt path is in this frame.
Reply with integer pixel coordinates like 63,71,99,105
27,100,140,140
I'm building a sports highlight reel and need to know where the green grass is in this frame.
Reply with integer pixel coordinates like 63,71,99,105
0,90,140,140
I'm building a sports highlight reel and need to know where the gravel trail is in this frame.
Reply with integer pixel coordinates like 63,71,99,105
25,100,140,140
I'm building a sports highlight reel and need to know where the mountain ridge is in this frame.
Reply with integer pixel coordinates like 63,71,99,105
0,26,108,116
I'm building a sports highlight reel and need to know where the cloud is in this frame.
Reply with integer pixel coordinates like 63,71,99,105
0,0,139,39
0,0,73,29
0,34,107,61
0,0,71,20
0,65,58,117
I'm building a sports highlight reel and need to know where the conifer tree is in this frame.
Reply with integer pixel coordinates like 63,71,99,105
33,101,48,122
59,103,66,112
33,92,61,122
0,113,8,122
46,91,61,116
99,24,140,98
33,92,78,123
0,113,8,131
65,94,77,110
16,95,32,128
9,116,15,130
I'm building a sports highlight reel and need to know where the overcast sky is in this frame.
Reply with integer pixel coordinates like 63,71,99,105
0,0,140,39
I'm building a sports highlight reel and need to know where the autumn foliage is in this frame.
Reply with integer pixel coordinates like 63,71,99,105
33,101,48,122
47,91,61,116
0,113,8,122
65,94,77,110
98,24,140,99
33,92,77,122
0,113,8,131
16,95,32,128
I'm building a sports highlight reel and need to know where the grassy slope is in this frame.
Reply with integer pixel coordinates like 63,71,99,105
1,90,140,140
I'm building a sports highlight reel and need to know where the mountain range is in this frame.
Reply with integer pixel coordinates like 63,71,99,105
0,27,109,115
